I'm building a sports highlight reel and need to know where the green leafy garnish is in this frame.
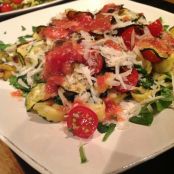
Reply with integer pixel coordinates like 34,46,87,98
129,87,174,126
135,64,147,75
163,25,169,31
32,26,37,32
102,123,116,142
79,145,88,163
9,76,30,92
0,41,10,51
129,106,153,126
139,76,154,89
18,35,32,44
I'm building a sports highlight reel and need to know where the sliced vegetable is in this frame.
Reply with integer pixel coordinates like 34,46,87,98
25,83,46,111
33,102,65,122
0,41,10,51
153,53,174,73
67,105,98,138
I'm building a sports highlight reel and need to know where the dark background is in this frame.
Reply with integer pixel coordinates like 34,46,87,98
2,0,174,173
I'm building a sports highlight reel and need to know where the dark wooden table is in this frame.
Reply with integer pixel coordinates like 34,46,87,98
1,0,174,174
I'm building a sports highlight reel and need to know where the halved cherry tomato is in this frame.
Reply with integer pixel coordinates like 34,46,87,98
148,19,163,37
114,68,139,93
0,3,13,12
121,26,134,50
67,105,98,138
11,0,23,4
141,49,161,63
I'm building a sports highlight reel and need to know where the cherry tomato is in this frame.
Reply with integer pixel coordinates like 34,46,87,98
121,26,134,50
11,0,23,4
67,105,98,138
0,3,13,13
141,49,161,63
114,68,139,93
148,19,163,37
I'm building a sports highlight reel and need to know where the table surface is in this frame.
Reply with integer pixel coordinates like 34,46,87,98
0,0,174,174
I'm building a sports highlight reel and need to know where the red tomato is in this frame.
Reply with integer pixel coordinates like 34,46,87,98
40,27,70,40
0,3,13,12
90,14,112,32
121,26,135,50
11,0,23,4
67,105,98,138
45,75,64,97
87,51,103,74
43,42,84,80
148,19,163,37
104,98,121,120
114,68,139,93
105,39,122,50
141,49,161,63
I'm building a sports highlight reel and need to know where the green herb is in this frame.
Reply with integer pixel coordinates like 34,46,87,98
9,76,30,92
21,26,26,31
134,64,147,75
33,73,44,83
18,35,32,44
79,145,88,163
139,76,154,89
54,96,63,105
0,41,10,51
129,87,174,126
163,25,169,31
102,123,116,142
129,106,153,126
97,122,110,133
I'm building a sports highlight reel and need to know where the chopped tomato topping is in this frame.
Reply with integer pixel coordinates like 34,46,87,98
43,42,84,80
104,98,122,120
11,90,23,97
11,0,23,4
105,39,121,50
97,73,112,93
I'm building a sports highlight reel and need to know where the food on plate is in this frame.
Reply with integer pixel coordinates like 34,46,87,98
0,0,54,13
0,3,174,141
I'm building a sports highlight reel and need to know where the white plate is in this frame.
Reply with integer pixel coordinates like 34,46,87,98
0,0,174,174
0,0,64,18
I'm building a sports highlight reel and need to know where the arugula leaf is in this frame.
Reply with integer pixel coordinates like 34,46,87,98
79,145,88,163
130,87,174,126
129,106,153,126
102,123,116,142
9,76,30,92
163,25,169,31
139,76,154,89
97,122,110,133
0,41,10,51
18,35,32,44
134,64,147,75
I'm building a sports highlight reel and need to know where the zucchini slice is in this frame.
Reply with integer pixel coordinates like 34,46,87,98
153,53,174,73
33,102,65,122
169,26,174,38
25,83,46,111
